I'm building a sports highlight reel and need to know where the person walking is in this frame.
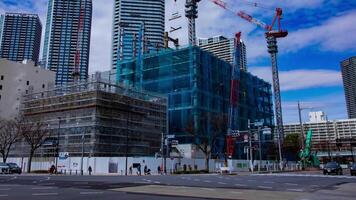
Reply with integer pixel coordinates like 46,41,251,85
137,164,141,176
129,166,132,175
88,166,92,175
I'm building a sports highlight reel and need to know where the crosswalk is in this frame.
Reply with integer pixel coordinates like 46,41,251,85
252,173,356,179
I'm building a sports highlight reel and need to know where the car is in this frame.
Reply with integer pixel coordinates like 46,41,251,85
0,163,9,174
350,163,356,176
6,163,22,174
323,162,343,175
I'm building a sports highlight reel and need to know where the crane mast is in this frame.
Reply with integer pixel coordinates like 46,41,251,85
73,0,85,83
210,0,288,167
185,0,201,45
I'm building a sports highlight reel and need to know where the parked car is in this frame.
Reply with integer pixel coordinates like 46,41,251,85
6,163,21,174
323,162,343,175
350,163,356,176
0,163,10,174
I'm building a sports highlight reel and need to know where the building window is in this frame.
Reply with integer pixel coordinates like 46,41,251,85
42,84,45,89
26,81,30,85
0,85,2,90
0,95,1,100
0,76,3,80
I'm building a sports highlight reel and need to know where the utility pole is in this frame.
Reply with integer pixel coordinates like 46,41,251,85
326,115,332,161
298,101,305,149
258,126,262,172
125,112,129,176
248,119,253,173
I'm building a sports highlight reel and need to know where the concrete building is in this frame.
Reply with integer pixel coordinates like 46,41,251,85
198,35,247,71
19,76,167,158
42,0,92,86
0,59,55,119
284,117,356,159
0,13,42,64
341,56,356,119
111,0,165,68
111,46,273,159
309,111,326,123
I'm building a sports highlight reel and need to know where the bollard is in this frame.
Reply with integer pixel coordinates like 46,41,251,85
76,170,78,175
70,169,72,175
64,169,66,175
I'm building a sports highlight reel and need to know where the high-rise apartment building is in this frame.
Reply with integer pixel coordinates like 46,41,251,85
198,35,247,71
341,56,356,119
42,0,92,86
0,13,42,64
112,0,165,69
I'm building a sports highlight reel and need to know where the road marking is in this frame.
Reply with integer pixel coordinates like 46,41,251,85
218,182,227,185
258,186,272,189
285,183,298,186
80,192,104,195
204,180,212,183
0,195,9,197
229,191,242,194
32,187,56,190
193,179,200,181
153,181,160,184
32,193,58,196
247,180,256,182
264,181,275,184
201,188,215,191
39,183,55,186
287,188,304,192
235,184,246,187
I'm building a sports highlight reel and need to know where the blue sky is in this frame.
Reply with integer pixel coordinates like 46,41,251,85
1,0,355,123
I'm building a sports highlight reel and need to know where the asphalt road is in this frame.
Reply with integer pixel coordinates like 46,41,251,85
0,172,355,200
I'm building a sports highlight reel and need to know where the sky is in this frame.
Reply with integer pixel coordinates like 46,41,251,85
1,0,355,123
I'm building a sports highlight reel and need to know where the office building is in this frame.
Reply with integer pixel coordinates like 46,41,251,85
0,59,55,119
19,76,167,158
111,46,273,159
42,0,92,86
0,13,42,64
112,0,165,69
341,56,356,119
198,35,247,71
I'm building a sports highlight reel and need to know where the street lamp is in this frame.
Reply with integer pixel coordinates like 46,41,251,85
78,122,84,175
55,117,61,174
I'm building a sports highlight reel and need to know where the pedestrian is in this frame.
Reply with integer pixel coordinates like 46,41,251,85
88,166,92,175
157,166,161,175
144,165,148,175
137,164,141,176
129,166,133,175
49,165,55,174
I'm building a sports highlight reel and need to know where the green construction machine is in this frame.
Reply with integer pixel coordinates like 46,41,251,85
298,130,320,168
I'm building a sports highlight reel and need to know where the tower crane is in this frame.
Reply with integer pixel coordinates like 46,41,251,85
210,0,288,166
73,0,86,83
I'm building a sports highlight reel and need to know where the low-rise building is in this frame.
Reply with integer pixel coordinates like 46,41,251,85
284,118,356,159
19,77,167,158
0,59,55,119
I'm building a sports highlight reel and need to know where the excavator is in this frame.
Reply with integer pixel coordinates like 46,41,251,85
299,130,320,168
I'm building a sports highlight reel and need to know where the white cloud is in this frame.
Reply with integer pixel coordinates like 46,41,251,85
250,66,343,91
89,0,113,73
282,92,347,123
280,10,356,53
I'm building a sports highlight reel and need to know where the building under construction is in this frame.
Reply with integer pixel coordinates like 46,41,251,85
109,46,274,159
19,78,167,158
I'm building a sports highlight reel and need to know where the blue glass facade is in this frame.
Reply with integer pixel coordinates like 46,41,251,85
115,46,274,158
0,13,42,64
112,0,165,69
42,0,92,87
